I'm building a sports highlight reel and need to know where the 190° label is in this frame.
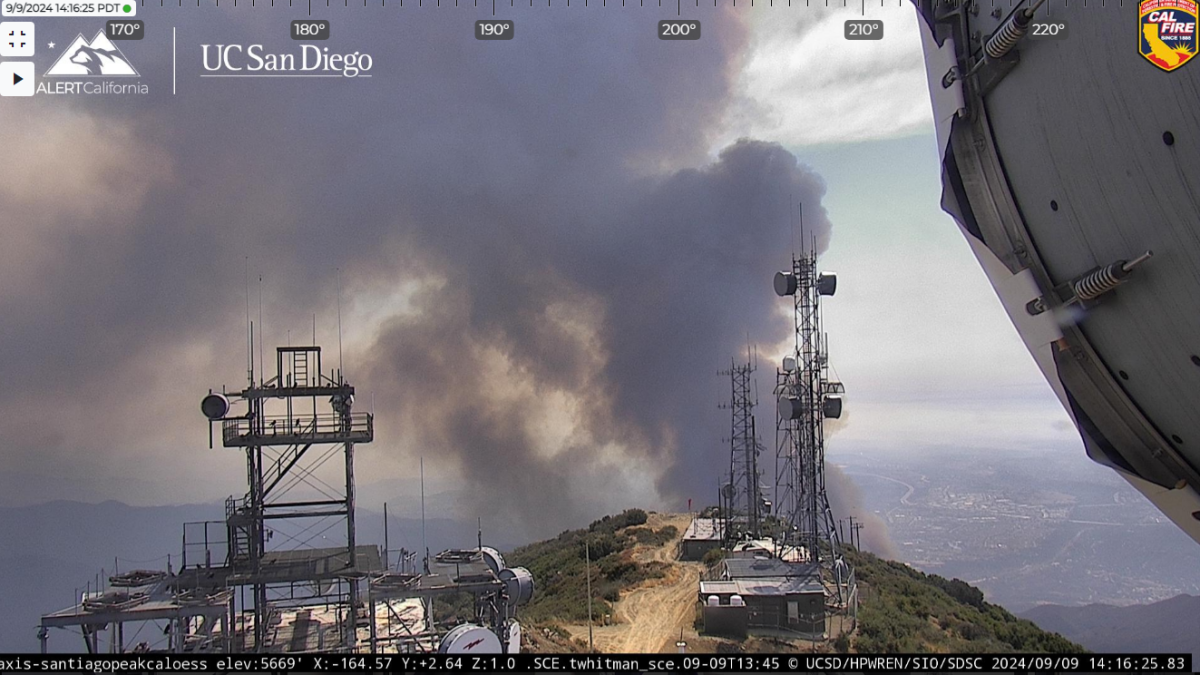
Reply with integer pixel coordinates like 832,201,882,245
476,20,513,40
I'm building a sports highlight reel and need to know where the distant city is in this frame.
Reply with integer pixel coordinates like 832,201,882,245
836,445,1200,612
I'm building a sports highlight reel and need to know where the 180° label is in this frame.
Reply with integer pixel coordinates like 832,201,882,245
292,19,330,40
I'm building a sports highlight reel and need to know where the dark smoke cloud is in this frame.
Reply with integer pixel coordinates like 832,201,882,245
0,10,886,543
355,138,833,534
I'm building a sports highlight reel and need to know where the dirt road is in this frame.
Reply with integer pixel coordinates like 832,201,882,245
566,513,702,653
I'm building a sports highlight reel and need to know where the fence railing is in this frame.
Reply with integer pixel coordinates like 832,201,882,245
222,413,373,445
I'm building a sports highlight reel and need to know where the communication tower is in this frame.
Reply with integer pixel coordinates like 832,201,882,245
37,327,532,654
719,355,766,541
197,343,375,651
773,245,851,598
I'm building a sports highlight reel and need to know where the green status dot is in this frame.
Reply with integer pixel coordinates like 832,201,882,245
122,4,131,11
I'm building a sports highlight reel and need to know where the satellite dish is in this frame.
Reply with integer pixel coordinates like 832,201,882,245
823,396,843,420
506,621,522,654
774,271,798,297
438,624,502,654
817,272,838,296
479,547,505,575
782,356,797,372
499,567,535,607
200,393,229,420
778,396,803,420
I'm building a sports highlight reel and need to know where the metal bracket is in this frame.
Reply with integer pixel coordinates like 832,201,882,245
974,51,1021,97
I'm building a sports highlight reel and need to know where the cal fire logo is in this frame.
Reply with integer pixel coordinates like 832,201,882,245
45,31,139,77
1139,0,1197,71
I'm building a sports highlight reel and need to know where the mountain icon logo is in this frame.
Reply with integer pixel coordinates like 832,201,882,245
45,31,139,77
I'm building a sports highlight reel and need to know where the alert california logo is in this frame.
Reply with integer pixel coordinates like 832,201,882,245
1139,0,1197,71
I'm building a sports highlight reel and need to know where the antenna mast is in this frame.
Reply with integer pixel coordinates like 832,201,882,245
420,457,427,572
245,258,252,386
257,276,264,387
337,269,344,382
773,241,851,604
719,354,763,541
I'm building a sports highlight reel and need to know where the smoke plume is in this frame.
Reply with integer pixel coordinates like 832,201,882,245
826,464,899,558
0,10,890,544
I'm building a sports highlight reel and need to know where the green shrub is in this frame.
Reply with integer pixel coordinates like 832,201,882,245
588,509,648,535
505,510,663,624
581,533,624,560
627,525,679,546
844,547,1086,654
701,547,726,566
833,632,851,653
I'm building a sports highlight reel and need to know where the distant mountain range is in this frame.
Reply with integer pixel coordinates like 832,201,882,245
1021,595,1200,661
0,499,522,652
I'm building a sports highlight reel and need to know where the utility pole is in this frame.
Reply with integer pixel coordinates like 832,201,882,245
421,457,427,572
585,540,594,652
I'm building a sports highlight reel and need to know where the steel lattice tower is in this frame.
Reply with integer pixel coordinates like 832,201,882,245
720,356,763,541
198,344,374,651
773,249,847,581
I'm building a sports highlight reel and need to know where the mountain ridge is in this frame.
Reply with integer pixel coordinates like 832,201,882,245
505,510,1085,654
1021,595,1200,661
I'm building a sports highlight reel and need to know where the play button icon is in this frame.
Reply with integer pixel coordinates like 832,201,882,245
1,61,33,96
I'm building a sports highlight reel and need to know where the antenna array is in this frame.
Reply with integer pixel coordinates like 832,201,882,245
772,238,852,602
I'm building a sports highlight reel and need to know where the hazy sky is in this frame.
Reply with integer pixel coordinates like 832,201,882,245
0,5,1086,540
724,7,1078,459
